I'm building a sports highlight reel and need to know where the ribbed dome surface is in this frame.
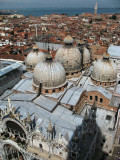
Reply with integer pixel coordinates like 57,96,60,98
91,58,117,82
26,52,38,68
83,47,91,64
55,47,81,73
38,51,46,62
33,60,66,89
26,51,46,68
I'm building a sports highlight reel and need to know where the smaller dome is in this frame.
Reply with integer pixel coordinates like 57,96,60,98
64,35,74,44
26,52,38,69
38,51,46,62
83,47,91,64
26,45,46,69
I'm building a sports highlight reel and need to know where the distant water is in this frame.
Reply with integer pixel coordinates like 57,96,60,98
11,8,120,17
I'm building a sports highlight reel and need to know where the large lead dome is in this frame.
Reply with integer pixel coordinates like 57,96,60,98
55,36,81,79
26,45,46,70
33,56,67,94
91,53,117,87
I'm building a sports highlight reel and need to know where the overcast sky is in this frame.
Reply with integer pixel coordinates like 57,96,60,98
0,0,120,8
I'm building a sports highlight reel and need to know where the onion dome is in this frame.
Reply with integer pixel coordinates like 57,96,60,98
91,52,117,86
55,36,81,78
33,55,67,93
83,47,91,65
26,45,46,70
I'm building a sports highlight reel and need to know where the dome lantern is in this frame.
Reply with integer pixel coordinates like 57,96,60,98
103,52,110,60
33,44,39,51
64,35,74,45
46,53,53,62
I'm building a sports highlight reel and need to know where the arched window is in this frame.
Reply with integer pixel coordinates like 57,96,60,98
90,96,92,100
59,88,61,91
95,96,98,101
6,121,26,138
45,90,48,93
100,98,103,103
39,144,43,148
106,115,111,120
53,89,55,93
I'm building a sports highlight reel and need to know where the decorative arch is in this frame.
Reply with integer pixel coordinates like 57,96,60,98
3,140,27,160
30,131,45,146
31,132,43,141
3,118,27,137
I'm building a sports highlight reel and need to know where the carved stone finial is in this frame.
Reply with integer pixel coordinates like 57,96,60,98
26,111,32,124
8,97,12,111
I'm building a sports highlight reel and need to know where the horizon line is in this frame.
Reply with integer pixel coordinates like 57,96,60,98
0,7,120,9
